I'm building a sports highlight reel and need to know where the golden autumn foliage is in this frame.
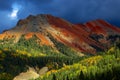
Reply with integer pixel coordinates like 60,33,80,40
0,50,2,54
80,55,103,66
107,47,116,54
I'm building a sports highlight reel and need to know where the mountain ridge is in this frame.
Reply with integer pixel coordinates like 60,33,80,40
0,14,120,54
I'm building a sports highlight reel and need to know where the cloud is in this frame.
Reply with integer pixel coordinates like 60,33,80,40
55,0,120,22
0,0,14,11
0,11,18,32
17,0,54,18
50,0,120,26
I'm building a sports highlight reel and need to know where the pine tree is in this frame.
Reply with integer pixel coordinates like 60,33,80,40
79,71,84,80
53,74,57,80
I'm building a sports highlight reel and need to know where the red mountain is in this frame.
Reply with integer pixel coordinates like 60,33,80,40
0,14,120,54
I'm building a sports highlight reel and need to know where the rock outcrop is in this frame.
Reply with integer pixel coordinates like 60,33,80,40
13,66,48,80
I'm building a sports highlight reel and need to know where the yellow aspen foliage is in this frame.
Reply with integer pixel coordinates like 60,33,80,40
0,50,2,54
107,47,115,54
3,48,8,51
80,56,103,65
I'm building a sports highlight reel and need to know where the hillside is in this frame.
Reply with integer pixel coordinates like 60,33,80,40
0,14,120,80
35,50,120,80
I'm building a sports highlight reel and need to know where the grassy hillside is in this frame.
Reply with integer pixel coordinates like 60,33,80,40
34,48,120,80
0,34,120,80
0,35,83,80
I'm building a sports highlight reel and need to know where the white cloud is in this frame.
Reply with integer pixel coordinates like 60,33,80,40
10,9,18,19
9,3,21,20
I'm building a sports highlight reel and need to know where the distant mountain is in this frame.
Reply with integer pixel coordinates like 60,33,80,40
0,14,120,54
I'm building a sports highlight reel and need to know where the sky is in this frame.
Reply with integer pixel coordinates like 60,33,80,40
0,0,120,32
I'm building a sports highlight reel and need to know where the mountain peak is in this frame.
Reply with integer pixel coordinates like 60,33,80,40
17,14,50,26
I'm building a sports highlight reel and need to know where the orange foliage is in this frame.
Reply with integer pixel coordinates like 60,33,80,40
25,32,34,40
35,33,52,46
0,34,4,39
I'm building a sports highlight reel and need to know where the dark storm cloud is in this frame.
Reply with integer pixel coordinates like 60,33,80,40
0,1,13,10
51,0,120,24
27,0,52,5
0,0,120,32
16,0,54,18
